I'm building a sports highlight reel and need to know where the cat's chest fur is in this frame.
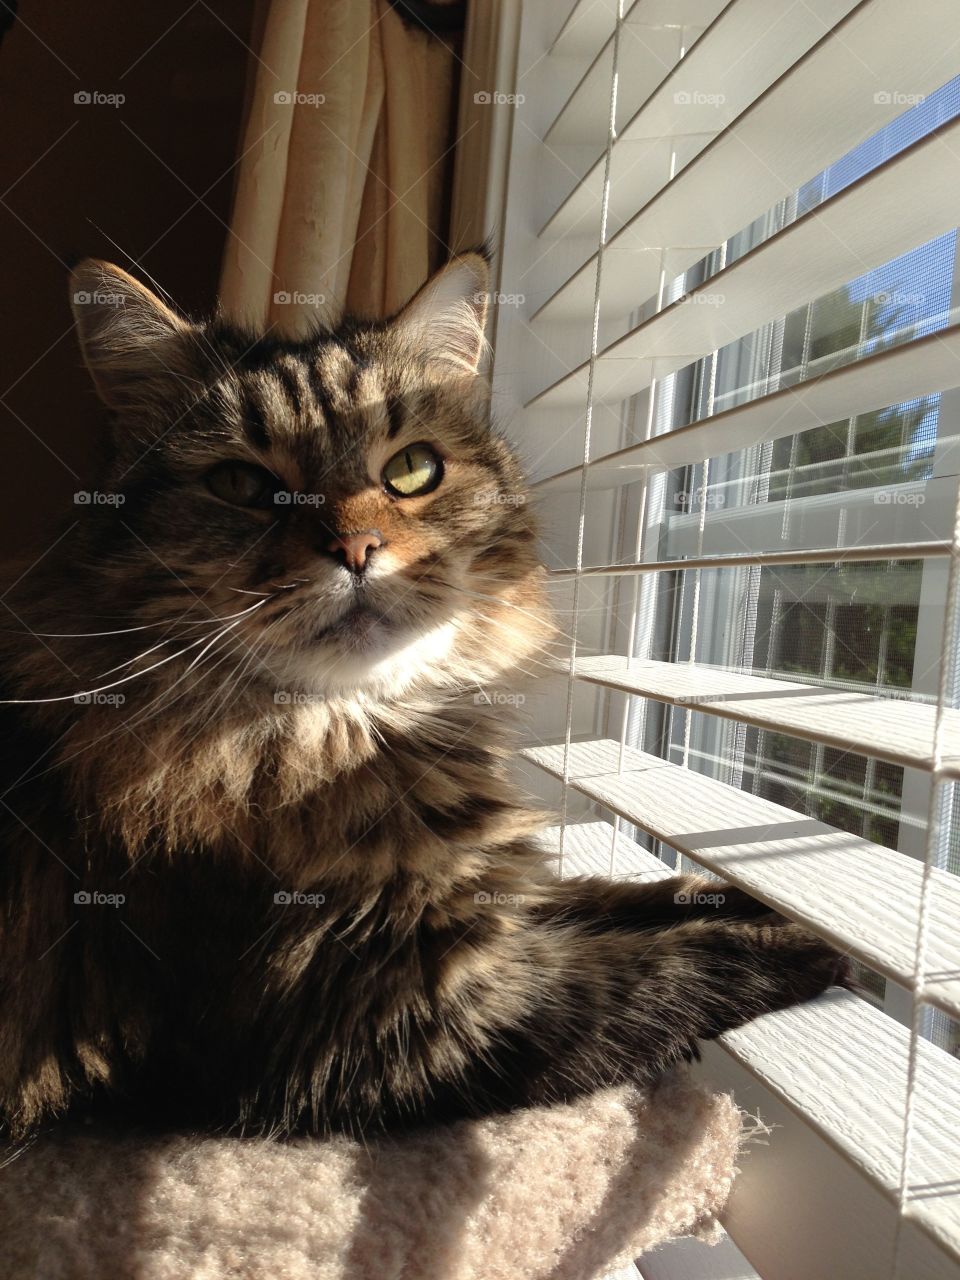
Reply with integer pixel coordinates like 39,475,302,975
70,694,532,896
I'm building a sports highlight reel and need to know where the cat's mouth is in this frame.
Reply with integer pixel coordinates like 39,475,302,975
311,601,394,648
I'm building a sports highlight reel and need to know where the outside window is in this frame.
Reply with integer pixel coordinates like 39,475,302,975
619,76,960,1058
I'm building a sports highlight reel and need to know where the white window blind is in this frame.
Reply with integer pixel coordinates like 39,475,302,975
477,1,960,1277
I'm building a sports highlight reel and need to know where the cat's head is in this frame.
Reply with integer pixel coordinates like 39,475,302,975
66,255,549,705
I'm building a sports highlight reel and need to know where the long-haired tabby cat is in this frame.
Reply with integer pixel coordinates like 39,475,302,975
0,254,844,1140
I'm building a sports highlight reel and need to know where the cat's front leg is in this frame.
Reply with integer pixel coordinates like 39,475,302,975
420,899,848,1122
538,870,780,929
232,877,846,1136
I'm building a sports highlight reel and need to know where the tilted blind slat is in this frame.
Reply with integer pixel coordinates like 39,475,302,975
550,0,725,61
542,0,861,236
522,739,960,1020
572,656,960,774
548,543,952,578
537,0,960,320
528,115,960,407
545,0,731,147
538,820,672,880
549,0,618,60
718,992,960,1270
532,324,960,490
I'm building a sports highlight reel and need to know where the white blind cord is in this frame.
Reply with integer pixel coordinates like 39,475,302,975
557,0,624,876
892,474,960,1278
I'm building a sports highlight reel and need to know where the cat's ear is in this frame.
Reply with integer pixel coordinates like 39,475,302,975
69,260,197,410
391,253,489,375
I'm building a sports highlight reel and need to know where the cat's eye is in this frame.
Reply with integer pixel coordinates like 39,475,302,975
205,461,278,509
382,443,443,498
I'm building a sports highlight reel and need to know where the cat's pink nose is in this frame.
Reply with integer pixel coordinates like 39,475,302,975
326,529,383,575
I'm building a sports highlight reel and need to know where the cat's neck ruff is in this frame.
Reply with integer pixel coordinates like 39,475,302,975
57,623,529,880
265,618,462,703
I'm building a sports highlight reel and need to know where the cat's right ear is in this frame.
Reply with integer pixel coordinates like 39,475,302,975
69,260,196,410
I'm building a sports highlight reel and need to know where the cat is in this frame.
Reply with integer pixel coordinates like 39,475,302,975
0,253,845,1139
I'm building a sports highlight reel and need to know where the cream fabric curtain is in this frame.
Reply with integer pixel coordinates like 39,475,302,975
220,0,460,336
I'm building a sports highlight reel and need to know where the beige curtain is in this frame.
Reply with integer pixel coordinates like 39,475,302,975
220,0,460,337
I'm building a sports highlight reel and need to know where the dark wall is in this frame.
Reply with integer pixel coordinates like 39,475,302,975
0,0,257,558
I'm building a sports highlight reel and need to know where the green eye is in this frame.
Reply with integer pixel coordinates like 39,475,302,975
382,443,443,498
205,462,277,509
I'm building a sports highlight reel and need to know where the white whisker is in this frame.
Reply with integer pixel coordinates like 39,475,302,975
1,601,269,705
32,597,274,638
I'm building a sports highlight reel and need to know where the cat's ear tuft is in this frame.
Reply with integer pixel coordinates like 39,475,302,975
69,260,196,409
391,253,489,375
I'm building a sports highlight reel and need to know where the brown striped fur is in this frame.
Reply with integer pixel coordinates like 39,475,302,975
0,256,845,1139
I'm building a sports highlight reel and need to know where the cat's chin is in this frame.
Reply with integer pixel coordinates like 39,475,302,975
310,603,394,651
267,618,461,703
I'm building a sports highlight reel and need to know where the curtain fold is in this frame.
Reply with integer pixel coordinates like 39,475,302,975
220,0,460,336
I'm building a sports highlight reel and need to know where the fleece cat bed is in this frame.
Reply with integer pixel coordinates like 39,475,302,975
0,1072,741,1280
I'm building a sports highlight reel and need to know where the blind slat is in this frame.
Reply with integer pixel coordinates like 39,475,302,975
550,0,724,60
720,992,960,1268
533,323,960,490
549,0,617,59
548,542,952,578
538,0,960,315
572,655,960,774
529,116,960,407
542,0,861,235
545,0,729,147
538,820,671,880
522,739,960,1020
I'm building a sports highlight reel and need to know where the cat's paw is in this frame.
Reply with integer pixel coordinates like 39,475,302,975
752,920,850,1010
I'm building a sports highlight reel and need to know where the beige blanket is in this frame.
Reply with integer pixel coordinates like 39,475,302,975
0,1072,741,1280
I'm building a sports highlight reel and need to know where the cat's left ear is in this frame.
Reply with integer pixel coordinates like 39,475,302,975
390,253,489,375
69,260,197,410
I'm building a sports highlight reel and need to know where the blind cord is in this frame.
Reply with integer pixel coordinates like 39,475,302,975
557,0,624,875
892,472,960,1277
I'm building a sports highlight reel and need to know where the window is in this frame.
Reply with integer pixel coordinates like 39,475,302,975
468,1,960,1276
630,77,960,1061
